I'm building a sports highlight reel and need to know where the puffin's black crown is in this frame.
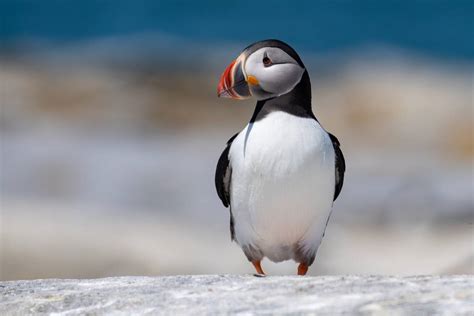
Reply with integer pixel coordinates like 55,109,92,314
242,39,305,68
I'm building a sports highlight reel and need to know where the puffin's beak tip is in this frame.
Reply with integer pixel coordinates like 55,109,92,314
217,89,231,98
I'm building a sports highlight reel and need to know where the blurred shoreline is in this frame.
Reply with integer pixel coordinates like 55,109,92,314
2,199,472,280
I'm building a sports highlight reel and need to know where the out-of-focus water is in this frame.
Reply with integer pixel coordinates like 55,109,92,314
2,0,473,60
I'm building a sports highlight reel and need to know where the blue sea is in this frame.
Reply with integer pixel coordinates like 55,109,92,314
1,0,473,60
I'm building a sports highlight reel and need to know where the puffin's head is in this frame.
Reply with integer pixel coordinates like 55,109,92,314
217,39,306,101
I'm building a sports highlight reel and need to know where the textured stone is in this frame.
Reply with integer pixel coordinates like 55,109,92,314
1,275,473,315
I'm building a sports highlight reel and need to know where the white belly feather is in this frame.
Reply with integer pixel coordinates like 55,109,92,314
229,111,335,262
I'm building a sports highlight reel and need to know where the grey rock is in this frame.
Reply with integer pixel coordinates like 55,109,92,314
1,275,473,315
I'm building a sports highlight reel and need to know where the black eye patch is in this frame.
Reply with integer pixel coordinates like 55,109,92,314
262,53,272,67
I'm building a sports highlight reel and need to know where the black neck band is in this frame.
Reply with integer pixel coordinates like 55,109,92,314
249,70,316,123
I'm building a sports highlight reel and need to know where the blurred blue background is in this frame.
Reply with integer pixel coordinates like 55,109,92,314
1,1,473,280
2,0,473,60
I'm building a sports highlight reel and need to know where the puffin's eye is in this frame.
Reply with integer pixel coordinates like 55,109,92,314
262,55,272,67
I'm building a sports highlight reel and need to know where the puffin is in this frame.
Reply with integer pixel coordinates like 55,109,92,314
215,39,345,276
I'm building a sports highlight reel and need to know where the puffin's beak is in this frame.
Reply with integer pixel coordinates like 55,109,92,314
217,55,252,99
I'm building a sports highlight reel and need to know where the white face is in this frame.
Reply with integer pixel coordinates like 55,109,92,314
244,47,305,100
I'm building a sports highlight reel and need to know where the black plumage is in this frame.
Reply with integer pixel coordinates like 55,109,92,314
328,132,345,201
215,133,238,239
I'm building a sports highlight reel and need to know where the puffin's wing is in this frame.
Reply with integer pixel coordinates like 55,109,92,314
328,132,345,201
215,133,238,207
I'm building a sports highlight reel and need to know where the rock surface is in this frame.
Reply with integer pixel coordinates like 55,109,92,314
1,275,472,315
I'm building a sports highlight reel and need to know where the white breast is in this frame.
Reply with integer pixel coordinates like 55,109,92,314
229,111,335,262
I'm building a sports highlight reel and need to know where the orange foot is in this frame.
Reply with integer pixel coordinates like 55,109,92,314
297,263,309,276
252,260,265,275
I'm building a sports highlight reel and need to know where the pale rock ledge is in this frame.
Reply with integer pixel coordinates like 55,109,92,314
1,275,473,315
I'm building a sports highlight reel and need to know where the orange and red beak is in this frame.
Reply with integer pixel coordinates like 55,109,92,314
217,55,252,99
